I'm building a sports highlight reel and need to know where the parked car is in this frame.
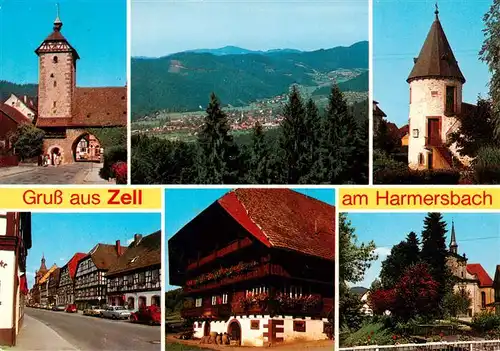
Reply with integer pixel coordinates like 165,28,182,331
102,306,131,320
83,305,105,317
65,304,78,313
130,305,161,325
52,305,65,311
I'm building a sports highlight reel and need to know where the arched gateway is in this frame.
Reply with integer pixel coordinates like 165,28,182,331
72,133,102,162
34,13,127,165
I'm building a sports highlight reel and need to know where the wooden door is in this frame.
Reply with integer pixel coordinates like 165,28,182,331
427,118,441,146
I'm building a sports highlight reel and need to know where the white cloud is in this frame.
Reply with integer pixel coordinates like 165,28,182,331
59,257,66,262
26,271,35,277
127,238,134,245
374,247,391,258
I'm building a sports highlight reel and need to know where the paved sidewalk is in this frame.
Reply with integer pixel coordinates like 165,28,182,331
81,166,116,184
13,315,78,350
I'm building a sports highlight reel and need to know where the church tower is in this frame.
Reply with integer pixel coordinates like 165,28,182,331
407,5,465,170
449,220,458,254
35,6,79,120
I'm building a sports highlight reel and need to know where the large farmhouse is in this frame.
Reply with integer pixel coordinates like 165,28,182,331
168,189,335,347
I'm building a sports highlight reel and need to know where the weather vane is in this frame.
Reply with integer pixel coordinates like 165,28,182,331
435,1,439,16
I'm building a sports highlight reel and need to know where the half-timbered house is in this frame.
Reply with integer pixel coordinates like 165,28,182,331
168,189,335,347
38,264,58,306
48,268,61,306
106,232,161,310
74,242,125,310
0,212,31,346
56,252,86,306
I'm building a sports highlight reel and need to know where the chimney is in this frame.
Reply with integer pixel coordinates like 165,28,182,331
23,95,28,104
134,234,143,246
115,240,122,256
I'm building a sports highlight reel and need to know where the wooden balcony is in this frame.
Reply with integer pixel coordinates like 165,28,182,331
186,237,253,271
231,297,334,318
181,304,232,319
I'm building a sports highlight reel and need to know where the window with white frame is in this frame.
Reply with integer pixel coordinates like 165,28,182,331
222,293,228,304
246,286,268,296
212,296,217,305
195,298,202,307
289,285,302,298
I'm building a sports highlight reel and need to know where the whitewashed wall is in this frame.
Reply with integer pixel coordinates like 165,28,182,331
0,251,15,330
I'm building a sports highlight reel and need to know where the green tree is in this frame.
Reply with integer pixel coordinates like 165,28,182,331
480,0,500,141
448,97,497,157
379,232,421,289
443,288,472,318
298,98,323,183
196,92,240,184
11,123,45,160
322,85,360,183
374,117,401,154
279,85,308,183
247,121,271,184
339,213,377,329
421,212,453,314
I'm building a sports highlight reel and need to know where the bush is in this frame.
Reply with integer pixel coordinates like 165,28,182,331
11,123,45,160
471,311,500,332
111,161,127,184
339,290,367,331
473,146,500,184
100,146,127,181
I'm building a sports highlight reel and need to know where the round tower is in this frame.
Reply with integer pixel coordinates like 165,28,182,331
407,5,465,170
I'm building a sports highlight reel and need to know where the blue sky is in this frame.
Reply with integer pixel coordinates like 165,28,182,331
374,0,491,126
27,213,161,288
0,0,126,86
345,213,500,289
131,0,368,57
165,188,335,291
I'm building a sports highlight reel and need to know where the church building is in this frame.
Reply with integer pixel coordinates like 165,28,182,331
407,6,474,170
34,11,127,165
446,221,495,317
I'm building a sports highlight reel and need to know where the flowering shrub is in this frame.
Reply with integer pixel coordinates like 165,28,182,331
236,292,269,310
112,161,128,184
369,289,396,315
186,261,259,287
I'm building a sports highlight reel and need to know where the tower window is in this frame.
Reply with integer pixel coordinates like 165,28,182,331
445,86,456,115
50,73,54,78
418,153,424,165
53,81,57,88
53,56,58,63
53,101,57,108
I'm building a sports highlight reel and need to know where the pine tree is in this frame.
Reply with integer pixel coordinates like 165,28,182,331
299,98,322,183
405,231,421,265
322,85,359,184
248,121,271,184
196,92,240,184
421,212,452,314
279,85,308,183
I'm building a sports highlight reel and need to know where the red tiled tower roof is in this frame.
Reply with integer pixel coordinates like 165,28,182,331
217,189,335,261
467,263,493,287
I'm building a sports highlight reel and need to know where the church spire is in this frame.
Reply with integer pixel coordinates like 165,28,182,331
54,3,62,32
449,220,458,254
435,2,439,19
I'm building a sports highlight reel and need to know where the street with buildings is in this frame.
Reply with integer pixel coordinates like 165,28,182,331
16,308,160,351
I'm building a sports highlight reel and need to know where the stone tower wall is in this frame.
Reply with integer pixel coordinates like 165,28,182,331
38,52,75,119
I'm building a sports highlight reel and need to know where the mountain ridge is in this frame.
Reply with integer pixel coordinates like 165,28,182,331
131,41,368,118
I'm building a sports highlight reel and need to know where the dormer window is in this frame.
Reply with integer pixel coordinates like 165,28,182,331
53,56,58,63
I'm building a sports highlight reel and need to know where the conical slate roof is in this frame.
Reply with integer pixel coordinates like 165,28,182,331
407,8,465,83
